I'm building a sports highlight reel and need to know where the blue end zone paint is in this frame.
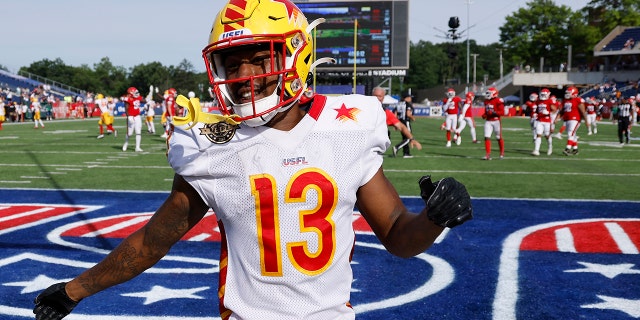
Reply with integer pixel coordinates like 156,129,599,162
1,189,638,319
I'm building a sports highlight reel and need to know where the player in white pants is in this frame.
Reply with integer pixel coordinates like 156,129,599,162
121,87,144,152
455,91,477,144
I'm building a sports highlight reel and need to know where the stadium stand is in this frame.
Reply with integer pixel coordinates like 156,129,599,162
601,27,640,51
0,69,83,99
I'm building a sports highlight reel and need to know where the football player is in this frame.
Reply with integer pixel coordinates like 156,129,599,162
455,91,478,144
160,88,177,138
0,95,6,130
121,87,145,152
442,88,462,147
561,86,587,155
525,92,538,140
33,1,472,319
482,87,505,160
95,93,117,139
31,96,45,129
531,88,557,156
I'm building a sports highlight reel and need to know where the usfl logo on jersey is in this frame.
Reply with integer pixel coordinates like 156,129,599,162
1,189,639,319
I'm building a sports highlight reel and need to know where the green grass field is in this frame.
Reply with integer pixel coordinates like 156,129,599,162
0,115,638,200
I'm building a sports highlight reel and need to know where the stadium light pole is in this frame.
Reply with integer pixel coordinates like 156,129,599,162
471,53,479,85
465,0,472,94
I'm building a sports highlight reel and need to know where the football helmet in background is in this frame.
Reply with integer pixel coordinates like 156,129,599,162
484,87,499,100
446,88,456,99
565,86,579,99
539,88,550,100
127,87,140,97
466,91,475,100
529,93,538,101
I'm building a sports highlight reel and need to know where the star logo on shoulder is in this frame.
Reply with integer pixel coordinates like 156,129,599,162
334,103,360,122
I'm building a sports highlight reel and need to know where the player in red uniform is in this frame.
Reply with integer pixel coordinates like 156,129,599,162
560,86,587,155
531,88,557,156
524,93,538,140
455,91,478,144
482,87,505,160
160,88,178,139
549,94,563,138
121,87,145,152
442,88,462,147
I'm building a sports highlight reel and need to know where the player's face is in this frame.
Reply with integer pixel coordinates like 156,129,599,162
221,45,281,105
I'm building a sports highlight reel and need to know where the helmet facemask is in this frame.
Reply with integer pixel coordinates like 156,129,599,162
204,34,305,127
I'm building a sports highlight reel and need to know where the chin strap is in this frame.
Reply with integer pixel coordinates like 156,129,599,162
172,94,241,130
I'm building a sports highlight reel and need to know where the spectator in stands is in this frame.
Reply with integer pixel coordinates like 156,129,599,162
624,38,635,50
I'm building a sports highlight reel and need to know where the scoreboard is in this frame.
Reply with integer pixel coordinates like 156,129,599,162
295,0,409,71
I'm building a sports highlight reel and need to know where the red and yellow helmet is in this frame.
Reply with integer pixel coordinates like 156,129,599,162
202,0,325,126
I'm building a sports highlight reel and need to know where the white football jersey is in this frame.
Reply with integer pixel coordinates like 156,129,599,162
168,94,389,319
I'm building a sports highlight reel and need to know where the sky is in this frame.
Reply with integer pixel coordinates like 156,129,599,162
2,0,590,74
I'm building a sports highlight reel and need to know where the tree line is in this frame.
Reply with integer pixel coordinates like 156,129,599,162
3,0,638,97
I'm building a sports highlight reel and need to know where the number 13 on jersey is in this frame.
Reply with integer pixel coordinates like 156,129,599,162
250,168,338,277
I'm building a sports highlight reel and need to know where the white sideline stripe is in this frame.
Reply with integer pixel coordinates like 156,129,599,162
0,207,54,223
81,216,150,237
554,227,576,253
0,163,170,169
605,222,639,254
188,233,212,241
20,176,50,179
55,168,82,171
0,180,30,184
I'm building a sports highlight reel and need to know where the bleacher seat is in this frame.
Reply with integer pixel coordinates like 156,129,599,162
603,27,640,51
0,70,80,99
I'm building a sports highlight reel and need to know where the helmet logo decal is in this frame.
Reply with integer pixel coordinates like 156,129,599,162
272,0,298,20
222,0,250,32
199,122,239,144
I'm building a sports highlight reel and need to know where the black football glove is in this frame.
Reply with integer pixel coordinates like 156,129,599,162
33,282,79,320
419,175,473,228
